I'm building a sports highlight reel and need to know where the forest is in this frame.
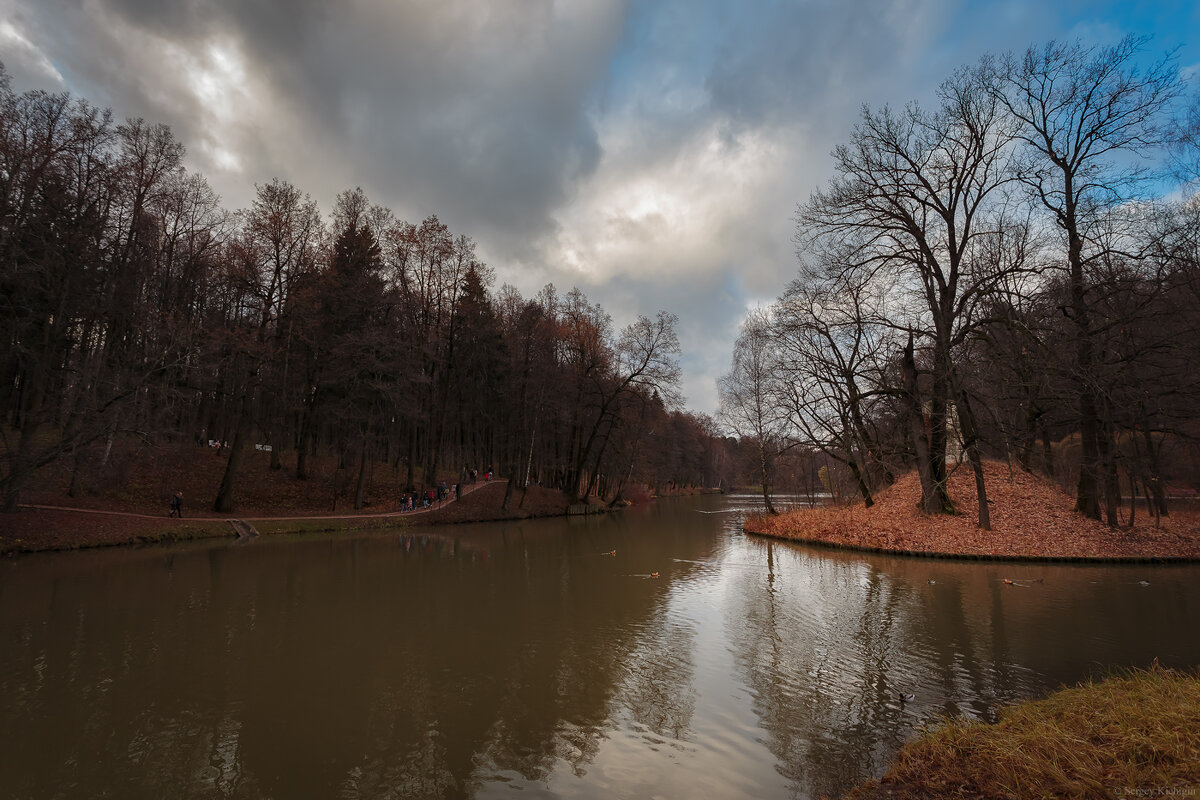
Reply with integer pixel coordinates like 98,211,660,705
720,37,1200,527
0,63,743,515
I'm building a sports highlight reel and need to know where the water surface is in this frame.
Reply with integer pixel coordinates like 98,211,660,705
2,493,1197,799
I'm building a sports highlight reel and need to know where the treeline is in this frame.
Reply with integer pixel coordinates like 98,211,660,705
721,37,1200,526
0,64,735,513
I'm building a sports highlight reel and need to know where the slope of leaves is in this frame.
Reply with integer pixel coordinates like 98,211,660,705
2,438,574,553
745,461,1200,559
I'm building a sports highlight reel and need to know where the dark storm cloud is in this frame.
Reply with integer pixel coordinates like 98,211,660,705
214,0,620,246
7,0,622,242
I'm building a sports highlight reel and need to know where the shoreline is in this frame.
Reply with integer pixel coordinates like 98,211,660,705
1,478,725,557
743,527,1200,565
743,463,1200,563
1,480,599,556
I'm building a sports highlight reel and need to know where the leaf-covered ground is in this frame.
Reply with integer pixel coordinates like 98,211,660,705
2,439,576,554
745,461,1200,559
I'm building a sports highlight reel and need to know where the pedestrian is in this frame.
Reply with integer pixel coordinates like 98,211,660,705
169,490,183,518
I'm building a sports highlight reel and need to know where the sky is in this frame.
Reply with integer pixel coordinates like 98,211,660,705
3,0,1198,415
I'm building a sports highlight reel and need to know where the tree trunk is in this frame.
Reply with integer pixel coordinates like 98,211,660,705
1,422,36,512
68,444,86,498
354,437,369,510
902,335,938,514
847,455,874,508
1140,428,1168,517
214,391,252,513
1128,471,1138,528
1040,423,1055,478
956,388,990,530
1067,190,1103,521
1098,420,1120,527
758,437,777,515
927,376,952,513
269,422,283,470
296,387,318,481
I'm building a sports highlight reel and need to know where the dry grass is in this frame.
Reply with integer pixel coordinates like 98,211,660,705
843,665,1200,799
745,461,1200,559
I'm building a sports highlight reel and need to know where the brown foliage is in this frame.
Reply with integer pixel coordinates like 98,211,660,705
745,460,1200,559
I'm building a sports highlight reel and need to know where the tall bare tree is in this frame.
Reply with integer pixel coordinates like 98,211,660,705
718,310,786,514
986,36,1179,521
800,67,1016,526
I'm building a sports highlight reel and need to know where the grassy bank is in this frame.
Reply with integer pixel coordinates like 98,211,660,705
842,665,1200,799
746,461,1200,560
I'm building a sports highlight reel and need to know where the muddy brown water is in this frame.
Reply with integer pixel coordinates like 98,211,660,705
2,493,1198,799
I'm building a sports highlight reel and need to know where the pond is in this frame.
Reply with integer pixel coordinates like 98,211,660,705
2,493,1197,799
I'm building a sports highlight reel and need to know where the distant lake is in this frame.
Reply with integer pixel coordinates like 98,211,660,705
3,493,1197,799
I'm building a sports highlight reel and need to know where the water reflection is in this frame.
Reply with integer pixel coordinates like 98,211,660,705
725,524,1200,799
1,496,1198,799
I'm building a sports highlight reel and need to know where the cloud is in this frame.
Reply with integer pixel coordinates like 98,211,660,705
6,0,623,223
501,0,962,411
0,6,64,86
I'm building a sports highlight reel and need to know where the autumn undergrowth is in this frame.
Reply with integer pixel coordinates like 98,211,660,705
842,664,1200,800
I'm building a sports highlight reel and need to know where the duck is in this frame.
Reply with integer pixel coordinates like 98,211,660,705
650,572,660,579
898,692,915,703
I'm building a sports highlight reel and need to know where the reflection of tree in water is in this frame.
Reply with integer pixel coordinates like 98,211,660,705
725,539,1187,799
318,531,647,796
726,539,1019,799
909,577,1008,723
617,621,697,742
0,527,698,799
726,541,904,798
289,524,705,797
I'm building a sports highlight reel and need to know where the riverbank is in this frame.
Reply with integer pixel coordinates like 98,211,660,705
0,436,610,554
744,462,1200,560
840,665,1200,799
2,481,582,554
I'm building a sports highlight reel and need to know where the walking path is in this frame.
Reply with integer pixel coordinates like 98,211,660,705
19,479,504,522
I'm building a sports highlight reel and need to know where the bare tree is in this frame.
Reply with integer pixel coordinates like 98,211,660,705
769,255,898,508
986,36,1180,521
718,310,785,514
569,307,681,501
800,66,1016,526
